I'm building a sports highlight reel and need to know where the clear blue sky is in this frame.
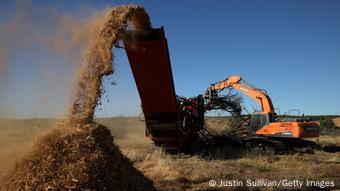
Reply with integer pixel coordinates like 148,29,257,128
0,0,339,118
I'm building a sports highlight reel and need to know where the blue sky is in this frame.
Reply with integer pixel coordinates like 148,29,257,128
0,0,339,118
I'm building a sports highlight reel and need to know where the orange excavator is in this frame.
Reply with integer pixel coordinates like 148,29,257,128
205,75,320,138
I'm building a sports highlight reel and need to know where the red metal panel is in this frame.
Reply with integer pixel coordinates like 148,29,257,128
124,33,177,113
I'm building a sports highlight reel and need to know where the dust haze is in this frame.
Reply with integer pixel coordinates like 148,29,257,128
0,1,110,118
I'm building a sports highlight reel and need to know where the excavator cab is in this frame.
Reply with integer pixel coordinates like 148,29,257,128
250,112,275,132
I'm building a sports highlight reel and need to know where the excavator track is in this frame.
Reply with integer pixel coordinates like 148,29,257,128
243,136,318,154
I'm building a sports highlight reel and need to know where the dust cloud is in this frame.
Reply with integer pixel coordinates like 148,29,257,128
0,1,107,118
0,1,99,175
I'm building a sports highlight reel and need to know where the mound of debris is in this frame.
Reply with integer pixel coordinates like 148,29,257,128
1,123,155,190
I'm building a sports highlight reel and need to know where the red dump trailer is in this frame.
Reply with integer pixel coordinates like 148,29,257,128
123,27,204,152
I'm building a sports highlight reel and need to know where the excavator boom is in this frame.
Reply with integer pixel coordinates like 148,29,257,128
208,75,274,113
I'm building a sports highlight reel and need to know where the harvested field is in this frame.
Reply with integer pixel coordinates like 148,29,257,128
1,117,339,190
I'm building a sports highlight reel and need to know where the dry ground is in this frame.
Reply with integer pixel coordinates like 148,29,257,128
0,117,339,190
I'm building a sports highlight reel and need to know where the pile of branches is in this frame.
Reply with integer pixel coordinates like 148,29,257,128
198,116,251,145
200,88,252,146
205,88,242,116
223,116,252,142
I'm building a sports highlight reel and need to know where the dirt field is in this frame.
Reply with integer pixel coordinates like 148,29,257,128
0,117,339,190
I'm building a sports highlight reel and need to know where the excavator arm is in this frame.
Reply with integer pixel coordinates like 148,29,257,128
206,75,275,113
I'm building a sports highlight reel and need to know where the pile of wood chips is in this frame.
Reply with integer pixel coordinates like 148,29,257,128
1,123,155,191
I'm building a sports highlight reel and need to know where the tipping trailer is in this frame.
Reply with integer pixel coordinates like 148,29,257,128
123,27,204,152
